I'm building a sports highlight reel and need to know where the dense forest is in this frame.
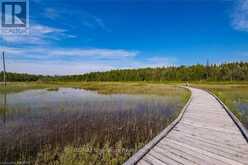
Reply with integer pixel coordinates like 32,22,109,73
0,62,247,82
58,62,248,82
0,72,43,82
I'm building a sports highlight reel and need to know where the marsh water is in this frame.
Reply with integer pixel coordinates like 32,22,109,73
236,102,248,128
0,88,183,162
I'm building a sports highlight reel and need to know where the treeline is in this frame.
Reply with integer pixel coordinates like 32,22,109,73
0,72,49,82
0,62,247,82
60,62,248,82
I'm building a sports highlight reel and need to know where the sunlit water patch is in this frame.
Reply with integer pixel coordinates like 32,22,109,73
0,88,183,163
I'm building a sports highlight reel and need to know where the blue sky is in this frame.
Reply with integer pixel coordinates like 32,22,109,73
1,0,248,75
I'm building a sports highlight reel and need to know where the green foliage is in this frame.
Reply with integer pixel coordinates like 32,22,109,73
35,141,137,165
1,62,248,82
0,72,44,81
52,62,248,82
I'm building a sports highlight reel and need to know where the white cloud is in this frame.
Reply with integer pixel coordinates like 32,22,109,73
231,0,248,32
6,60,114,75
1,47,175,75
93,16,111,32
42,7,110,32
145,57,175,67
43,8,60,20
49,49,138,58
0,24,74,44
115,56,175,69
5,57,175,76
2,47,139,59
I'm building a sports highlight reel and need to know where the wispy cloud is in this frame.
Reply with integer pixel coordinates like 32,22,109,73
42,6,110,32
1,24,75,45
3,47,138,59
117,56,175,69
43,8,60,20
231,0,248,32
1,47,175,75
5,57,175,75
6,60,114,75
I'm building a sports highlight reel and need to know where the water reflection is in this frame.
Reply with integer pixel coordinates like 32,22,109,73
0,92,7,126
0,88,182,162
236,101,248,129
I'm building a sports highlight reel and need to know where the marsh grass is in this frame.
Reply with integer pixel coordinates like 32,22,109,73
0,82,189,102
193,84,248,129
47,87,59,91
0,82,80,93
0,82,190,164
79,82,180,95
34,140,142,165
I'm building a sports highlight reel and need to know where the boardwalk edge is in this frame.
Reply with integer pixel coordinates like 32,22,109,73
205,89,248,143
123,87,192,165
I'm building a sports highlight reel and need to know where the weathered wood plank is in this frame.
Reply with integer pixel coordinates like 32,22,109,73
180,121,242,135
174,124,247,144
164,138,245,165
154,146,197,165
172,128,248,152
166,135,248,164
148,151,182,165
160,140,229,165
144,154,167,165
125,87,248,165
138,160,151,165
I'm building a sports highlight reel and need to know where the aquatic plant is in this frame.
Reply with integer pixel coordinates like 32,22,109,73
0,84,189,164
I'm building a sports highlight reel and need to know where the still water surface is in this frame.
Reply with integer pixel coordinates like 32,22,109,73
0,88,183,162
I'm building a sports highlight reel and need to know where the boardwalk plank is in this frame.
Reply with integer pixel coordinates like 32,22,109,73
164,138,245,165
148,151,182,165
138,160,152,165
154,146,198,165
166,135,248,164
174,124,246,144
159,141,229,165
144,154,167,165
172,128,248,152
125,88,248,165
180,121,241,135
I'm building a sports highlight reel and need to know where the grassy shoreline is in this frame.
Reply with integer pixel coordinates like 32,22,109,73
2,81,247,164
0,82,190,164
0,81,189,98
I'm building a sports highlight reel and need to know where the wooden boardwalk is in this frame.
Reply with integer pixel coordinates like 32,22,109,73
125,87,248,165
